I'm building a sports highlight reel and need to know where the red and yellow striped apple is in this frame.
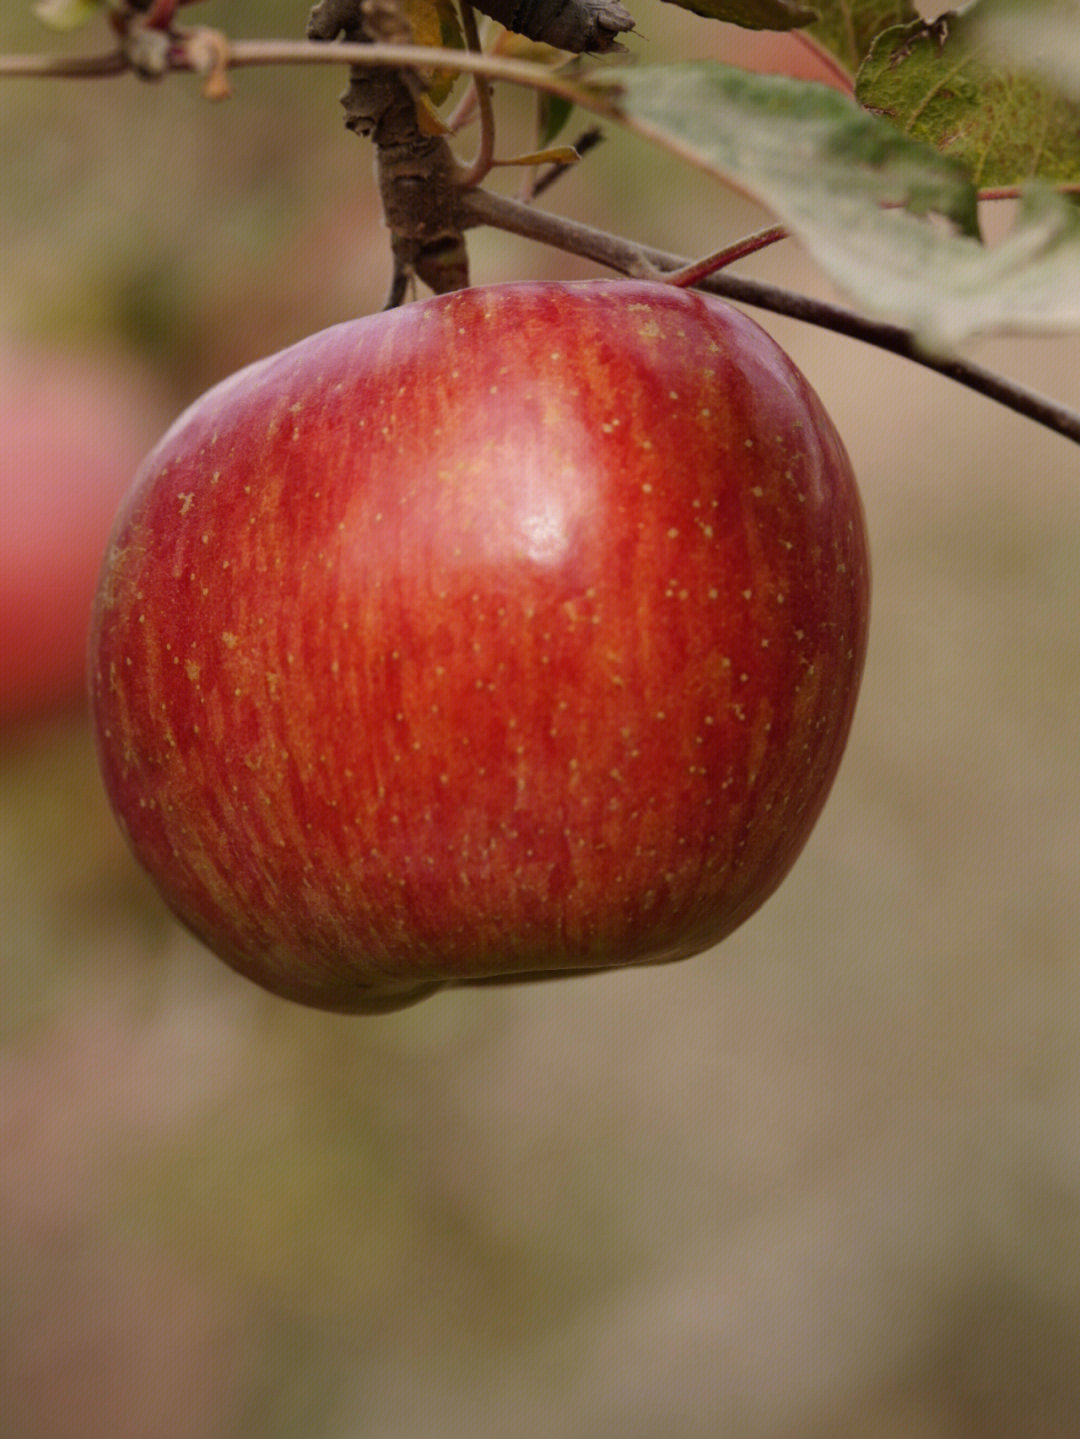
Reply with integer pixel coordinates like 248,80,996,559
89,280,869,1013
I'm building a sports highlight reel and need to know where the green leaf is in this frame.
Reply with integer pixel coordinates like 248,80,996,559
805,0,919,77
805,182,1080,350
402,0,466,105
598,62,1080,347
600,61,979,229
656,0,817,30
34,0,103,29
538,92,575,145
857,12,1080,187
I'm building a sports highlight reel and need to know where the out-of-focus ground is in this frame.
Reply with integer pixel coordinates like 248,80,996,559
3,4,1080,1436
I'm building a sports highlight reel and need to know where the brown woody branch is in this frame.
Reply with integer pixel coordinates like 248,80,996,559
308,0,470,299
304,0,631,297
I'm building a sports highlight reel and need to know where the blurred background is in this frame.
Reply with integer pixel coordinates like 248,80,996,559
3,3,1080,1436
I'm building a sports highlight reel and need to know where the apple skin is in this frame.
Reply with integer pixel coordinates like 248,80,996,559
89,280,869,1013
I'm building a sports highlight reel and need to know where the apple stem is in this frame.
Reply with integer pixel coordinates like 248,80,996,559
638,225,789,287
307,0,472,299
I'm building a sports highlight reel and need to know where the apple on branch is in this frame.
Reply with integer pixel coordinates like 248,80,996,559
89,280,870,1013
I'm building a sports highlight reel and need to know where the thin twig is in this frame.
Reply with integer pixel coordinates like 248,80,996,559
0,38,600,107
455,2,497,189
651,224,789,286
659,188,1080,289
0,48,128,78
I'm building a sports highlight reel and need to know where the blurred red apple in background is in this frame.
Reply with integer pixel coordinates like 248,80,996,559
708,26,851,89
0,343,167,728
89,280,869,1013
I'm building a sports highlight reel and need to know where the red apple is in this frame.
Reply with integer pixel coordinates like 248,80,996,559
708,28,851,90
89,280,869,1013
0,343,167,728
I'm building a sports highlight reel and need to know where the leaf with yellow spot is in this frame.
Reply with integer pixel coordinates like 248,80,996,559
415,92,455,135
403,0,466,105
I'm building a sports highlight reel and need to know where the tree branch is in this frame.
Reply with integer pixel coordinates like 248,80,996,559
0,48,129,78
0,37,603,103
307,1,470,298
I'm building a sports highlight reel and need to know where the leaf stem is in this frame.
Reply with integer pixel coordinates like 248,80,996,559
652,224,789,286
454,3,498,188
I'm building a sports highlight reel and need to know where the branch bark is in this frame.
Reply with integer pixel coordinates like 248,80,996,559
308,0,470,299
